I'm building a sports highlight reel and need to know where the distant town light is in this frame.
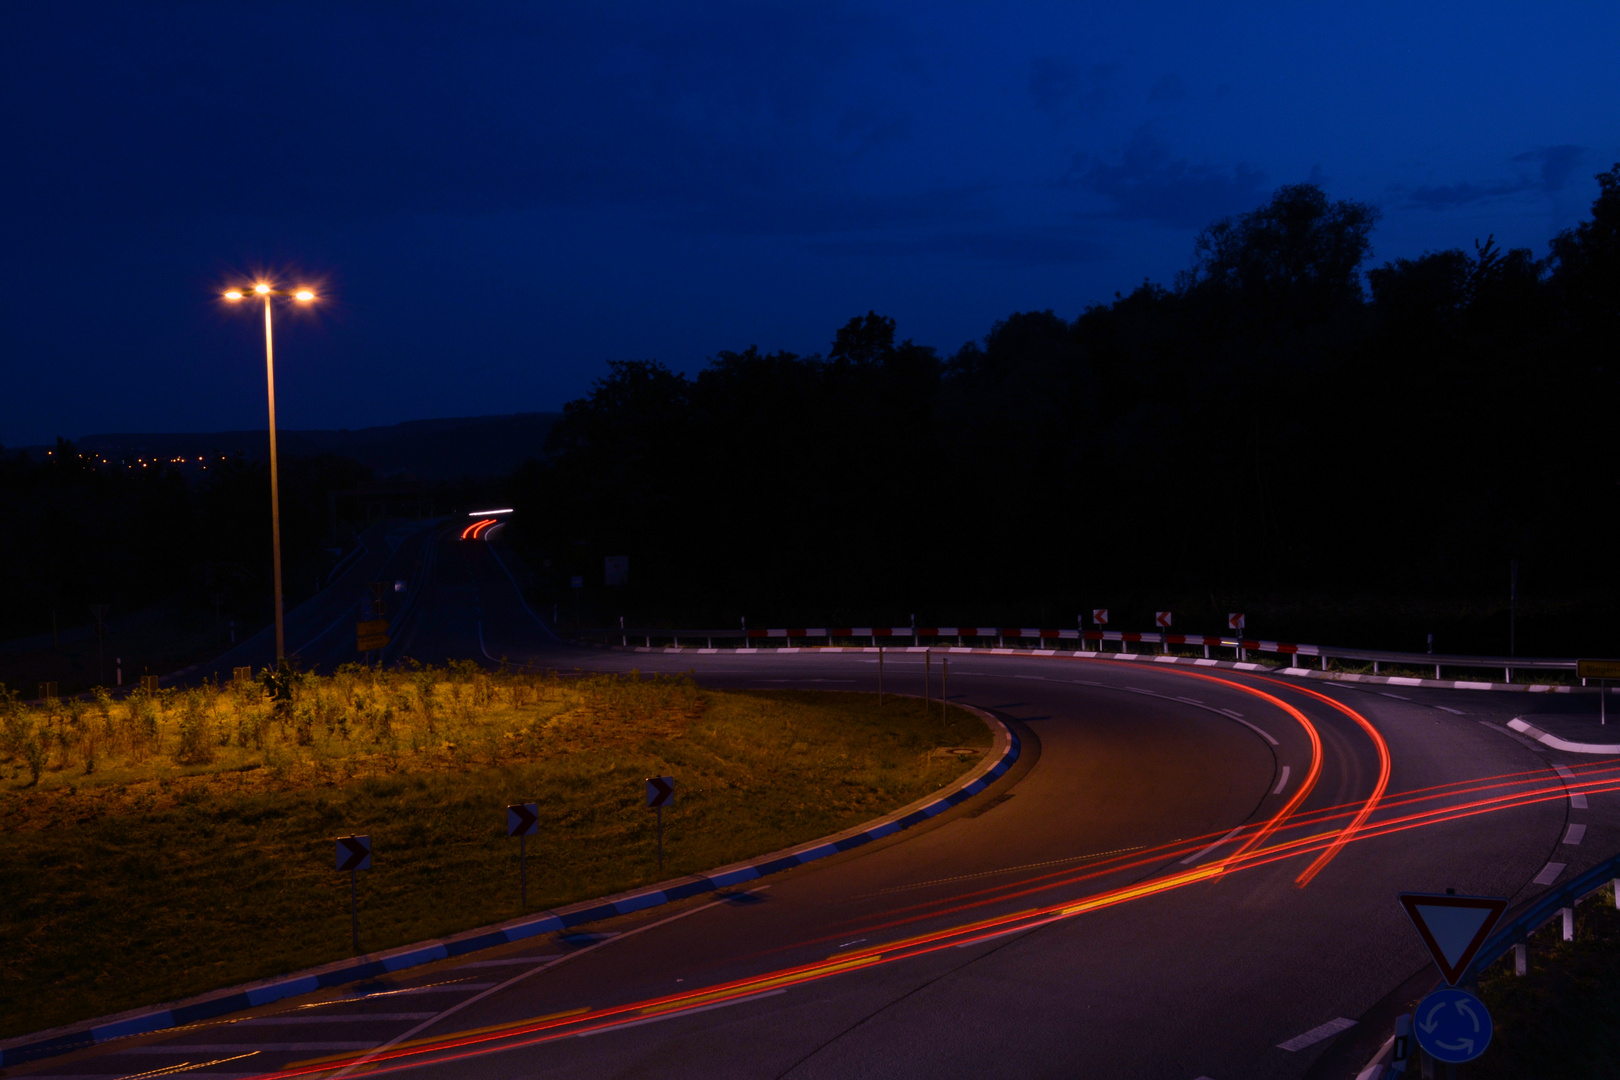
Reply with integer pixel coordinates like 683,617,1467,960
467,508,514,516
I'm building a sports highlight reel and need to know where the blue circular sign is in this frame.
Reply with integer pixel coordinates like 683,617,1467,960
1414,987,1492,1064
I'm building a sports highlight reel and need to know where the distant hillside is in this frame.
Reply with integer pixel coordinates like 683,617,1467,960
44,413,560,480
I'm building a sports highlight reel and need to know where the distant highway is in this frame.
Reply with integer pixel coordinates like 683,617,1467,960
21,523,1616,1080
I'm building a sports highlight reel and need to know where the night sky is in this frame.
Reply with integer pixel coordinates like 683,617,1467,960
4,2,1616,447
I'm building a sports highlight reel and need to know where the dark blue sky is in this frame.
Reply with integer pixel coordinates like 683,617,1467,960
4,2,1616,446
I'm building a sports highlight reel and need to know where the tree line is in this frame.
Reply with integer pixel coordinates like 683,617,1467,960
509,171,1620,655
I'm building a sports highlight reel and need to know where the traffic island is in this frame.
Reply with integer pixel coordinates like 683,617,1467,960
0,667,991,1041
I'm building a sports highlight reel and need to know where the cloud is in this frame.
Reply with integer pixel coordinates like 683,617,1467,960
1029,56,1114,114
1061,128,1266,229
807,228,1104,266
1512,144,1585,192
1405,145,1586,210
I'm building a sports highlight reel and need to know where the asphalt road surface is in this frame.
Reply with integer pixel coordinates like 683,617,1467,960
18,523,1617,1080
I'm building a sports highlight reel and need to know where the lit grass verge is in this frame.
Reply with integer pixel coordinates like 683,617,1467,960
0,668,989,1039
1471,886,1620,1077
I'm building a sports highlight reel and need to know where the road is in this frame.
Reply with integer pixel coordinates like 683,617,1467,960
16,523,1617,1080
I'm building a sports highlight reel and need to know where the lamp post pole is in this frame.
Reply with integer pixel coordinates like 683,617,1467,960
225,281,316,666
263,292,286,663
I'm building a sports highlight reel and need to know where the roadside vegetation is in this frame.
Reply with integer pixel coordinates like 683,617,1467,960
0,666,990,1039
1472,886,1620,1077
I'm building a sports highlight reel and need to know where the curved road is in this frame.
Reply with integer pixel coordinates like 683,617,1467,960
20,523,1618,1080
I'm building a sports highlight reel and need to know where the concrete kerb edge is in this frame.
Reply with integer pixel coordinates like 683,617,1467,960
0,707,1017,1068
1506,717,1620,755
585,641,1580,694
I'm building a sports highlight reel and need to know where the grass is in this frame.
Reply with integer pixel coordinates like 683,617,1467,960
0,665,990,1040
1469,887,1620,1077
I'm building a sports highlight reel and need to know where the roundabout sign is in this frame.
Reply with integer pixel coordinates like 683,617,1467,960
1414,986,1492,1064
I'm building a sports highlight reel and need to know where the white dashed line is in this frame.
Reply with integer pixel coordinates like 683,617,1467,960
1180,826,1245,866
1533,862,1567,885
1564,824,1587,845
1277,1017,1356,1051
1555,765,1576,779
1379,692,1410,701
1434,705,1466,715
1572,793,1589,808
1273,765,1292,795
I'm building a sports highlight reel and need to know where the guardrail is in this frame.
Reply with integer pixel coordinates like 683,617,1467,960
574,624,1588,682
1466,853,1620,981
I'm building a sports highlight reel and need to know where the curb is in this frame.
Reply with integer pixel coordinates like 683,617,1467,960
1506,717,1620,755
0,707,1017,1069
588,642,1581,694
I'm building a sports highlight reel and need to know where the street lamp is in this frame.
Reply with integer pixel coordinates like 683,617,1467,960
223,280,317,663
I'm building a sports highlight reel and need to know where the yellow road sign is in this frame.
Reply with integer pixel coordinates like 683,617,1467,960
1577,659,1620,679
358,632,390,652
358,619,389,636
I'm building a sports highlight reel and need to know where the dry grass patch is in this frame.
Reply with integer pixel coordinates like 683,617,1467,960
0,665,989,1038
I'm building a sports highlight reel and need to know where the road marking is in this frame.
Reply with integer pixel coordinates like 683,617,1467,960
1277,1016,1356,1051
1564,824,1587,845
307,981,495,1005
1554,764,1576,778
574,989,787,1037
1435,706,1466,715
324,889,768,1078
123,1043,378,1054
236,1013,439,1024
1379,692,1410,700
1572,793,1589,808
952,921,1053,947
1175,696,1204,705
1273,765,1292,795
865,845,1147,896
1217,709,1278,746
115,1052,260,1080
1533,862,1567,885
454,956,563,968
1179,826,1244,865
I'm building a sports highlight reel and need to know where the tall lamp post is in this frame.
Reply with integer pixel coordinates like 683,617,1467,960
223,281,316,664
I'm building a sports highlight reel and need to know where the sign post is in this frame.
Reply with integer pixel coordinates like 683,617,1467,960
1397,891,1508,1070
1577,660,1620,725
1155,611,1172,652
1228,613,1246,660
1092,609,1108,654
507,802,539,908
335,835,372,953
646,776,674,872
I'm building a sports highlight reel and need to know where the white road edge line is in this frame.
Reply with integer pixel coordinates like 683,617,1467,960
1180,826,1245,866
1273,765,1292,795
574,989,788,1038
1277,1016,1356,1051
325,888,769,1078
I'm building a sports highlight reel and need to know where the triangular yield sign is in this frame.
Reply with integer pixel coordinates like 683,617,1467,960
1398,893,1509,985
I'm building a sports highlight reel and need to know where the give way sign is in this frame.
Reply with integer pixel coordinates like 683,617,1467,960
646,776,675,808
1398,892,1508,984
